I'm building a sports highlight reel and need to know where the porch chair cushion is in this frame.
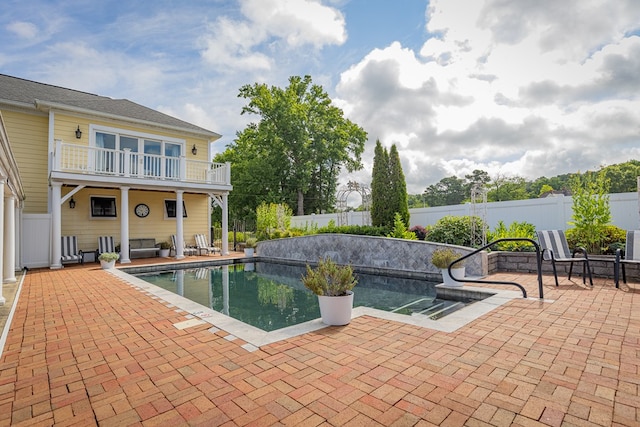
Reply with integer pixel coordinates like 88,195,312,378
194,234,221,256
614,230,640,287
61,236,83,265
96,236,116,262
536,230,592,287
171,235,197,256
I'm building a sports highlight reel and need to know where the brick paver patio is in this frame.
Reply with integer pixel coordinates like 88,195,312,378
0,258,638,426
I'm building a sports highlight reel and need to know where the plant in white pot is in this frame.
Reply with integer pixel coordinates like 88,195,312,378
431,248,466,287
302,258,358,326
98,252,119,269
159,241,171,257
244,237,257,257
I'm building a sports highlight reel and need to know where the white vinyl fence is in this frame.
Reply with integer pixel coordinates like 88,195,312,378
290,192,640,232
22,213,51,268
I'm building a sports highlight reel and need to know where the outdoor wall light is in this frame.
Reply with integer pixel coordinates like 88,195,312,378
75,126,82,139
69,197,76,209
191,144,197,155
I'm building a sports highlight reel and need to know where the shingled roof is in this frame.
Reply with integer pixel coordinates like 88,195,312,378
0,74,220,138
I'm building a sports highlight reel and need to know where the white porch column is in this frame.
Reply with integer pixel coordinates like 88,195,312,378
0,179,4,304
221,193,229,255
50,182,62,269
175,190,185,259
120,187,131,264
3,194,16,283
14,201,21,272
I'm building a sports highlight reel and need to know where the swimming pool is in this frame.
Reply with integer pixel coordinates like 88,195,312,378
134,261,472,332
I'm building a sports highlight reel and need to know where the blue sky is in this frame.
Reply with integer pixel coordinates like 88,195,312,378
2,0,640,194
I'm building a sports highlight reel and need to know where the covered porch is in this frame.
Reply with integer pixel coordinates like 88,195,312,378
47,142,232,269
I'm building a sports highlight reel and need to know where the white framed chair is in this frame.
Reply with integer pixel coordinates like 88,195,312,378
171,235,197,256
195,234,221,256
61,236,84,265
615,230,640,288
537,230,593,287
96,236,116,262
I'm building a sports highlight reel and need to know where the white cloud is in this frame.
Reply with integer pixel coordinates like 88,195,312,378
336,0,640,194
201,0,346,72
3,0,640,198
241,0,346,48
6,21,38,39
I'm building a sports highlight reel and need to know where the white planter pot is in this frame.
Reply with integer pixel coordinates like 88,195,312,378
442,267,465,287
317,291,354,326
244,248,255,257
100,259,115,269
159,249,170,257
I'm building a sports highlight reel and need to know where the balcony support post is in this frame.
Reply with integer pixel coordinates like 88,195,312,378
50,182,62,269
120,187,131,264
123,148,131,177
175,190,185,260
180,156,187,181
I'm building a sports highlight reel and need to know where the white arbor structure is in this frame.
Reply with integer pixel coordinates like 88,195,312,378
336,181,371,226
470,184,488,247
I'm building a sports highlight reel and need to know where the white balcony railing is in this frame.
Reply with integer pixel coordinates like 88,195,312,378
52,140,230,185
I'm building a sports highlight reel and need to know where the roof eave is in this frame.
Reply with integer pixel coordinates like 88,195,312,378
34,99,222,142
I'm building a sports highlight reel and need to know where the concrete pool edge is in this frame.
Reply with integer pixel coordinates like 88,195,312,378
108,266,553,350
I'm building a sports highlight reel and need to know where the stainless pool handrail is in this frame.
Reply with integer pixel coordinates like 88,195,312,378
448,238,544,299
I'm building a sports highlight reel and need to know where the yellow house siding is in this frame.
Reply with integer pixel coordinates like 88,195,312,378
2,110,49,213
62,189,210,251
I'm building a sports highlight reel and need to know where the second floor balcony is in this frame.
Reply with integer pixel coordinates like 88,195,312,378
51,140,231,189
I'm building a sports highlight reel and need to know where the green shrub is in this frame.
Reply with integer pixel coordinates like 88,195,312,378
301,258,357,296
566,224,625,255
487,221,537,252
316,224,390,236
426,216,487,247
386,213,417,240
568,172,612,254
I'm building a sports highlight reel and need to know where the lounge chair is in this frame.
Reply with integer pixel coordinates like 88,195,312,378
171,235,197,256
615,230,640,288
95,236,116,262
195,233,221,256
61,235,84,265
537,230,593,287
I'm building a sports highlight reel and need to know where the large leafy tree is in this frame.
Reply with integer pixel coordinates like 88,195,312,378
600,160,640,193
423,176,467,207
215,75,367,219
486,174,528,202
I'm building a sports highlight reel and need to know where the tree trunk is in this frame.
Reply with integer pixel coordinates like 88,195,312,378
297,189,304,215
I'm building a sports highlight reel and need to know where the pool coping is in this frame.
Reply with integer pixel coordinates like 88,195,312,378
109,263,549,350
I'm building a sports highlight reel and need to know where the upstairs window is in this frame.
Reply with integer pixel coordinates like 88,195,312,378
91,125,184,177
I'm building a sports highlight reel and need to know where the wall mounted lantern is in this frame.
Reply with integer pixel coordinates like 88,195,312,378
69,197,76,209
191,144,197,155
75,126,82,139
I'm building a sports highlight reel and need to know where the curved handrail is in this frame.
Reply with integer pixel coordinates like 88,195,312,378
448,238,544,299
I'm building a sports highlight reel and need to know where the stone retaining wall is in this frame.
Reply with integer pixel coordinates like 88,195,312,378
489,251,639,280
257,234,487,281
257,235,637,282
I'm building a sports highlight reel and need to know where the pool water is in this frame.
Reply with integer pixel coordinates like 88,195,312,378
135,262,470,332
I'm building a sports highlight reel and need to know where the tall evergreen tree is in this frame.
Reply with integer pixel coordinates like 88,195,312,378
371,140,391,227
370,141,409,228
389,144,410,226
